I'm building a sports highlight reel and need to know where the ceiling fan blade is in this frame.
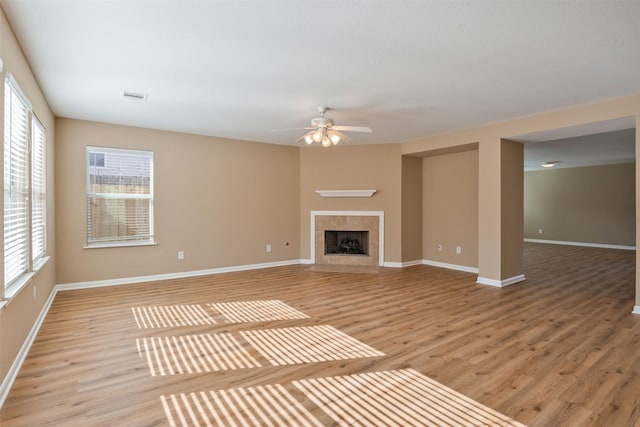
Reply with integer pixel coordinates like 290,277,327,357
332,125,372,133
272,127,314,132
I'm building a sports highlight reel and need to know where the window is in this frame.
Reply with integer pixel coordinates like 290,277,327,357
89,152,104,167
31,118,46,264
3,73,47,293
86,147,154,247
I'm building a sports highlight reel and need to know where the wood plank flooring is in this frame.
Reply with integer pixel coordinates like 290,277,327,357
1,243,638,426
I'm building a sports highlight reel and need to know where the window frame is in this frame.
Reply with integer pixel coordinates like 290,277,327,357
2,73,49,302
31,116,46,266
85,146,155,249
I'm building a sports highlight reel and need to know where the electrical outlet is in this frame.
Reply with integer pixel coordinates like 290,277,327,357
456,246,462,254
437,244,443,252
178,251,184,260
266,244,272,253
538,228,543,234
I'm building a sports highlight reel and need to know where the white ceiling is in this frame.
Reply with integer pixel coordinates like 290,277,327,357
512,116,636,171
1,1,639,154
523,127,635,171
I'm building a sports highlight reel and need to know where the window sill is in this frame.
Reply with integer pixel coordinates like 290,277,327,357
34,255,51,272
4,271,35,302
1,256,51,308
84,241,157,249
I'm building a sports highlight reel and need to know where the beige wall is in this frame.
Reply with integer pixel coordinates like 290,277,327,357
299,144,403,263
401,156,422,262
0,9,56,396
500,140,524,278
422,149,479,268
55,118,300,284
404,95,639,294
525,163,635,246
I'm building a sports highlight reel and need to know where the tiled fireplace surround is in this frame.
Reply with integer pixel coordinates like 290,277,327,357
311,211,384,267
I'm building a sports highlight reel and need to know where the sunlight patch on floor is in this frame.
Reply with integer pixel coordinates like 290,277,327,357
161,384,322,427
136,334,261,376
208,299,310,323
132,305,217,329
293,369,527,427
241,325,385,365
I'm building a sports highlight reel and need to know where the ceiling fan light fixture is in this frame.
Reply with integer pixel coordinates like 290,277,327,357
275,106,372,147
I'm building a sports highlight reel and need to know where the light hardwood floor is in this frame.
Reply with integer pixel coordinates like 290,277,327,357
1,243,638,426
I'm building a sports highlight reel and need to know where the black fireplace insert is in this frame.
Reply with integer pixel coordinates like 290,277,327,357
324,230,369,255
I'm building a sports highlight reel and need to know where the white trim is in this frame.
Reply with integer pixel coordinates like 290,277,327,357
310,211,385,267
6,72,32,110
524,238,636,251
0,285,57,409
84,241,157,249
3,272,36,301
56,259,301,291
299,259,313,265
477,274,526,288
400,260,423,268
633,305,640,315
422,259,479,274
1,256,50,309
86,145,153,157
315,189,376,198
383,261,404,268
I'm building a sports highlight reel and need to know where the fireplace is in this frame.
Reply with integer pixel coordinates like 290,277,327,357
311,211,383,267
325,230,369,256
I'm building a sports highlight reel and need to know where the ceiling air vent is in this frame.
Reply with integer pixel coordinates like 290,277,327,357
122,91,147,101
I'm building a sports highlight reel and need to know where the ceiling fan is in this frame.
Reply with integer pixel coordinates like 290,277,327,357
273,106,372,147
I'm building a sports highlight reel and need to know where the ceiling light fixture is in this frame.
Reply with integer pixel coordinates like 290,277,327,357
541,161,557,168
307,124,343,147
272,106,372,147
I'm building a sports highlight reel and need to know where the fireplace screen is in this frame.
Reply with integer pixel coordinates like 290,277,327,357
325,230,369,256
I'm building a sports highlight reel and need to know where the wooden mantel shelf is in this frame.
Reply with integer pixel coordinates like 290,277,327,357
315,190,377,198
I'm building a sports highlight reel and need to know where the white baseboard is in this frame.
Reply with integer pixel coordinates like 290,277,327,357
633,305,640,315
400,260,423,268
383,261,403,268
0,285,58,410
422,259,479,274
477,274,526,288
524,238,636,251
56,259,302,291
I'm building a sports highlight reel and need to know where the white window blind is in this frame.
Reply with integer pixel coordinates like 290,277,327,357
4,76,31,287
86,147,154,246
31,117,46,263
